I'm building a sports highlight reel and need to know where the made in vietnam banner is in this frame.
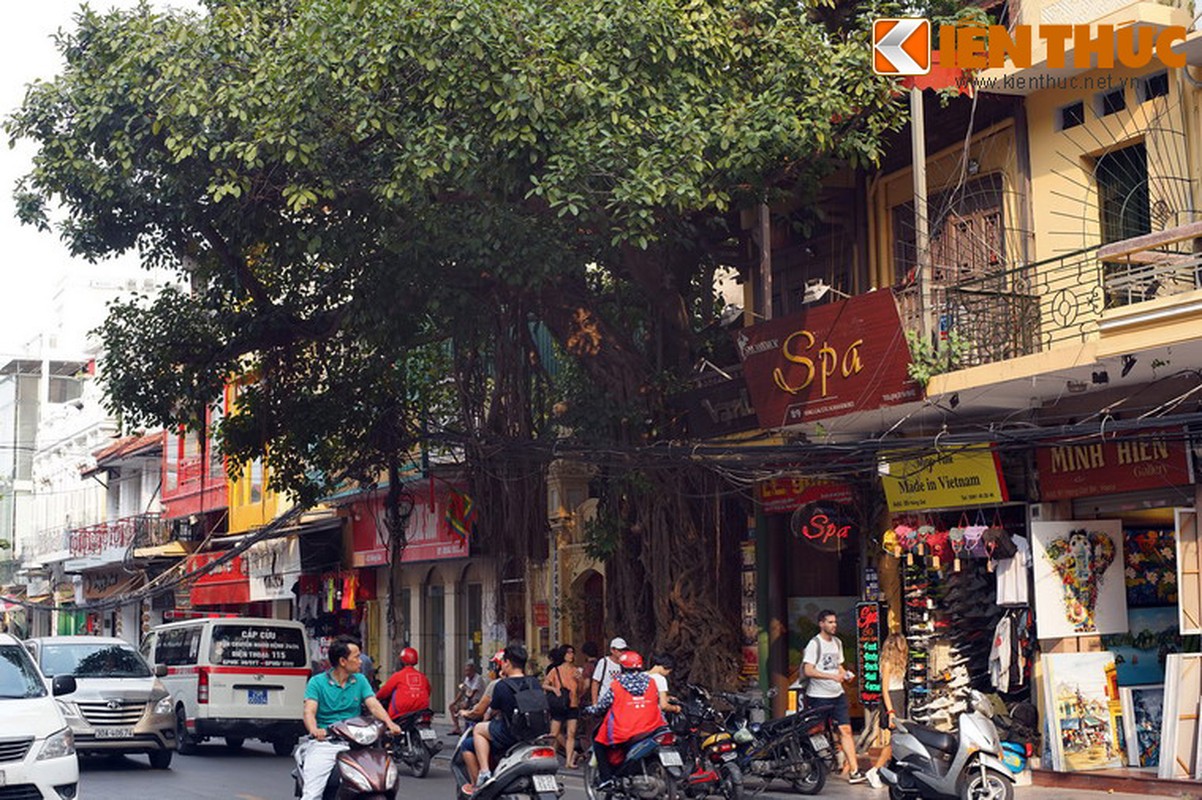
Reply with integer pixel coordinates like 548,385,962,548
881,444,1007,511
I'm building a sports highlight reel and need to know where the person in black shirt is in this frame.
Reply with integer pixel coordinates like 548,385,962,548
464,645,529,795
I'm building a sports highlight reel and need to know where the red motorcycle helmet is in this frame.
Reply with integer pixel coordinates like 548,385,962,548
488,650,506,673
399,647,419,666
618,650,644,671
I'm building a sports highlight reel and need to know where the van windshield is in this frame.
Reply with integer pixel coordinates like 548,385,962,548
0,644,48,699
210,625,307,668
41,643,152,678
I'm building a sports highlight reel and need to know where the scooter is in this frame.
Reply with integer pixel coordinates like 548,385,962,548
390,707,441,778
719,690,833,795
449,727,563,800
292,716,398,800
671,686,744,800
582,726,685,800
879,690,1015,800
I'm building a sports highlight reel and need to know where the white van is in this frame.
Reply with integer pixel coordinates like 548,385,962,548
142,617,311,756
0,632,80,798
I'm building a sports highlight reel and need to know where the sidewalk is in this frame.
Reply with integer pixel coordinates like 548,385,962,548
426,721,1152,800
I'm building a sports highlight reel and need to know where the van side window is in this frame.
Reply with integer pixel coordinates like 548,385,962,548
156,627,200,666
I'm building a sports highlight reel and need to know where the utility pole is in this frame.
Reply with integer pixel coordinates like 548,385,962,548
910,86,933,344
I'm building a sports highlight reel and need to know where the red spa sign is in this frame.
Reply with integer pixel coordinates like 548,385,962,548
734,291,920,429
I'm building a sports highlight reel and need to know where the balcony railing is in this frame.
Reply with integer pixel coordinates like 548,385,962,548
897,222,1202,368
68,513,169,558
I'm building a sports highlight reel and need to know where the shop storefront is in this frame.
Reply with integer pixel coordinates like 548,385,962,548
348,483,496,716
1028,430,1198,792
874,444,1038,747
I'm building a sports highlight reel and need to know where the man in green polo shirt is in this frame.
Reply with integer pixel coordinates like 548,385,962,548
299,636,400,800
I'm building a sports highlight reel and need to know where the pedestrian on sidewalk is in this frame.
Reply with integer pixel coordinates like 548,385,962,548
802,609,865,784
866,632,908,789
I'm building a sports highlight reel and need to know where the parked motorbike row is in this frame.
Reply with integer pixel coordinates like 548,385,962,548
292,686,1016,800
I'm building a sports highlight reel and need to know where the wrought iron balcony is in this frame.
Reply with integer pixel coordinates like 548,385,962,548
896,222,1202,368
68,513,169,558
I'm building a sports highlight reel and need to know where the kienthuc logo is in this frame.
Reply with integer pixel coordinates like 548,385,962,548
873,19,931,76
872,18,1192,77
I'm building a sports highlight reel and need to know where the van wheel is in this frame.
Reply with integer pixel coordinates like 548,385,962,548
176,706,198,755
274,736,298,757
149,749,173,769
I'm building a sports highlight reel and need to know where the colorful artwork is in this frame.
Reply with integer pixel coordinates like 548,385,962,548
1121,685,1164,768
1043,652,1124,772
1032,521,1127,638
1102,607,1181,686
1123,528,1177,607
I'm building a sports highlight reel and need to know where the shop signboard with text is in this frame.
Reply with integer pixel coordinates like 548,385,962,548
756,476,853,514
881,445,1007,511
246,536,301,602
186,551,250,606
1036,430,1194,501
351,487,471,567
734,291,920,429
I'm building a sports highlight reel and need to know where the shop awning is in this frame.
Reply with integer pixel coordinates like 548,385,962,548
134,541,192,559
83,576,141,602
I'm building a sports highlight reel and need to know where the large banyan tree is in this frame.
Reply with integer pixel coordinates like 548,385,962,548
10,0,902,685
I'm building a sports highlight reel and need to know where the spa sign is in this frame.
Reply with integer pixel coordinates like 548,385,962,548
734,291,920,429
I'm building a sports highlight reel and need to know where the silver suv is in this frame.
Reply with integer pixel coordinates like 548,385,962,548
24,636,177,768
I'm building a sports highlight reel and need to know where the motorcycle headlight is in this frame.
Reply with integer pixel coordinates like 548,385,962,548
384,763,398,790
341,765,371,792
345,725,379,746
38,728,75,761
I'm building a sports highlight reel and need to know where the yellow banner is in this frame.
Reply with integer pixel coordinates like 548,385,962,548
881,446,1007,512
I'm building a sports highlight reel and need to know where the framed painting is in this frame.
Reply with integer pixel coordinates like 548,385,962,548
1042,652,1123,772
1032,521,1127,638
1120,684,1163,769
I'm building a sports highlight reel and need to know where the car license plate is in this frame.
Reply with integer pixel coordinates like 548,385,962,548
659,748,683,767
532,774,557,792
247,688,268,705
418,728,436,741
809,735,830,752
95,727,134,739
721,751,737,762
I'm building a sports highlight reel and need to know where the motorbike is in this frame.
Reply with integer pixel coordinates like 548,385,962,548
582,726,685,800
291,716,398,800
389,707,441,777
717,690,834,795
449,728,563,800
879,689,1015,800
671,686,745,800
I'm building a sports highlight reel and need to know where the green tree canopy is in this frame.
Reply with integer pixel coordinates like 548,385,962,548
10,0,903,683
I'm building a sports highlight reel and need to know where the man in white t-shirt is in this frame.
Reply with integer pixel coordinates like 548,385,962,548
590,637,627,704
802,610,864,784
646,653,682,715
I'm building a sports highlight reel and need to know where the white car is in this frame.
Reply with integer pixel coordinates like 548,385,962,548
25,636,176,769
0,632,80,799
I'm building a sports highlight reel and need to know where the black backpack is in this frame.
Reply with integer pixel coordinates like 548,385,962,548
505,676,551,740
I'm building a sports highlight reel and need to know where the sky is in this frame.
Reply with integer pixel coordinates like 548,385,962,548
0,2,196,356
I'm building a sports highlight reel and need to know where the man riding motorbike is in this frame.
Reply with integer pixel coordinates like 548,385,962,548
464,644,541,794
376,646,432,720
299,636,401,800
585,650,671,790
